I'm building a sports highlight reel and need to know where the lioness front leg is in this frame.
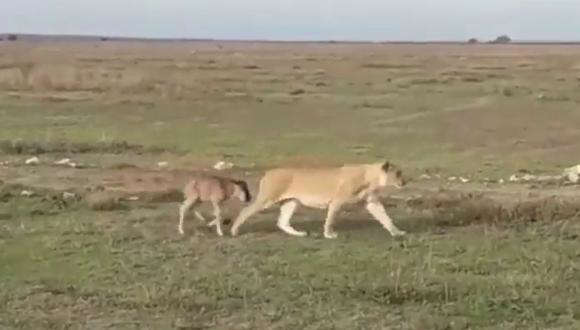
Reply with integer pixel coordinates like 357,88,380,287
366,200,406,237
231,199,270,236
323,201,342,239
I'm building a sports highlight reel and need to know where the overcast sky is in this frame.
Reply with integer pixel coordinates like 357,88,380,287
2,0,579,41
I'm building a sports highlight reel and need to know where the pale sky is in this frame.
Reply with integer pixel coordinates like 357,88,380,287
2,0,579,41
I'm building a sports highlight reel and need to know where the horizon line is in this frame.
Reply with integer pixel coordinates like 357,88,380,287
2,32,580,44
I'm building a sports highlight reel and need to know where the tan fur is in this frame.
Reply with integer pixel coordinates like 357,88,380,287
178,175,251,236
230,161,406,238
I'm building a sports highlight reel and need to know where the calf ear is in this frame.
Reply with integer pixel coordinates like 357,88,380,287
381,161,390,172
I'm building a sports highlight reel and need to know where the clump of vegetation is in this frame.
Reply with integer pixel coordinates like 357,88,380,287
461,76,484,83
361,63,419,69
108,163,139,170
502,87,514,97
410,78,439,85
289,88,305,95
467,38,479,44
490,35,512,44
85,192,126,211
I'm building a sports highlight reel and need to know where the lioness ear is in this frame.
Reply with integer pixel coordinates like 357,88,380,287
381,161,390,172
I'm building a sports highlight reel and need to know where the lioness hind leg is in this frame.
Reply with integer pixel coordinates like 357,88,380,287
277,200,307,237
366,201,406,237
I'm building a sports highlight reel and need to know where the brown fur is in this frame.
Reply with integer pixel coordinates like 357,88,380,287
178,175,251,236
230,161,406,238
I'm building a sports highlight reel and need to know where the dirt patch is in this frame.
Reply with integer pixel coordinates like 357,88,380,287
85,192,127,211
2,161,580,226
0,140,170,155
136,189,183,203
401,190,580,227
0,182,82,215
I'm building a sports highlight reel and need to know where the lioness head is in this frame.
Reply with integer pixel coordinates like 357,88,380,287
232,180,252,203
380,161,405,189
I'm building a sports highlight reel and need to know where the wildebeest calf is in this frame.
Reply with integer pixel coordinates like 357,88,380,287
178,175,251,236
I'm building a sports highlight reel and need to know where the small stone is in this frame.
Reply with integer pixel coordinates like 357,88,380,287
20,190,34,197
213,161,234,171
62,192,76,200
54,158,71,165
25,156,40,165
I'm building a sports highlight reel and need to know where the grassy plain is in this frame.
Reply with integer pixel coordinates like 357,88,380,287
1,40,580,329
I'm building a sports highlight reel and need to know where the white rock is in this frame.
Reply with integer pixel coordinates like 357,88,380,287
563,165,580,183
522,174,537,181
68,162,78,168
447,176,457,181
157,161,169,168
54,158,71,165
537,175,562,181
127,196,140,201
213,161,234,171
62,192,76,200
20,190,34,197
499,179,505,184
459,177,470,183
509,174,519,182
419,174,431,180
25,156,40,165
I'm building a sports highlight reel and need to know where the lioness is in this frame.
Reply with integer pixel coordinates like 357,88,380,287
230,161,406,239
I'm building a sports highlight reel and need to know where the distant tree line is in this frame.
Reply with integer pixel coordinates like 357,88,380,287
467,35,512,44
0,34,19,41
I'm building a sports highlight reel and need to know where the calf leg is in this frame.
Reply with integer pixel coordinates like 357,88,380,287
194,210,207,223
178,198,197,235
211,201,224,236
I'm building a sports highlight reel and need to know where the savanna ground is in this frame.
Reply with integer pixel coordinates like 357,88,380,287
1,40,580,329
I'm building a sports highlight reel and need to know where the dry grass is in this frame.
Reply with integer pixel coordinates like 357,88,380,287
1,41,580,329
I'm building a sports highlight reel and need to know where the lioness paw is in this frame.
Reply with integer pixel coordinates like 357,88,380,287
391,230,406,237
324,231,338,239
